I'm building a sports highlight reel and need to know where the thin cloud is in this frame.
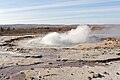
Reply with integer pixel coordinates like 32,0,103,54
0,0,119,13
1,5,120,19
1,11,120,22
1,5,120,15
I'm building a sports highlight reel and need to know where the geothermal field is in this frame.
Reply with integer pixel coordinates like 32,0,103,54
0,25,120,80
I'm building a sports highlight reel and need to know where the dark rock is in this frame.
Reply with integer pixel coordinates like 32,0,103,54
31,77,35,80
62,59,68,62
93,73,105,78
16,63,18,65
116,72,120,75
49,62,53,65
71,73,73,75
32,55,42,58
116,53,120,55
6,76,10,79
25,55,42,58
104,72,109,75
88,77,92,80
20,72,25,74
31,68,34,70
39,76,42,78
89,71,94,74
47,71,49,73
56,59,61,61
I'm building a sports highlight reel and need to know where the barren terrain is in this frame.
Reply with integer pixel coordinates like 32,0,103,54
0,25,120,80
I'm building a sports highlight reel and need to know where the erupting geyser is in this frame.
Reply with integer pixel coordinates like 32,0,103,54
28,25,91,47
41,25,90,45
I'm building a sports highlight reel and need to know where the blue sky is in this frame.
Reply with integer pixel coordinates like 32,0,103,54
0,0,120,24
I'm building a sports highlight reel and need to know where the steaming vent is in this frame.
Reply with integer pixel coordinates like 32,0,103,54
27,25,92,47
27,25,120,47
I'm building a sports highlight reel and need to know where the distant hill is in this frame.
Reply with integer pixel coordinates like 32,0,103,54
0,24,78,27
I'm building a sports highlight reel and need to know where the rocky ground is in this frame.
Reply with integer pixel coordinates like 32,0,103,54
0,35,120,80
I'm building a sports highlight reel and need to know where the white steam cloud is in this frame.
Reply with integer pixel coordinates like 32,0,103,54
40,25,90,45
26,25,120,47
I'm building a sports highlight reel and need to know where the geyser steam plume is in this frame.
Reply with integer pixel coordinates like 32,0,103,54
40,25,90,46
